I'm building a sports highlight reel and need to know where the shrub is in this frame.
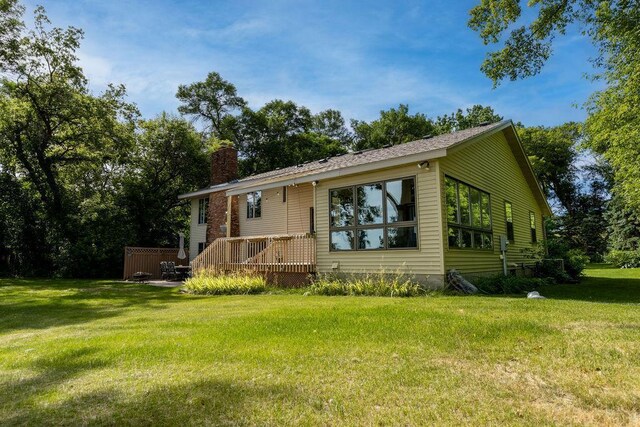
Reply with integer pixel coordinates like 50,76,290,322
183,270,267,295
564,249,590,278
308,272,429,297
605,250,640,268
473,275,554,295
525,241,589,282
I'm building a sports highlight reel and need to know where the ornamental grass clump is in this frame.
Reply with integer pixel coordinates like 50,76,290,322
183,270,267,295
308,272,428,297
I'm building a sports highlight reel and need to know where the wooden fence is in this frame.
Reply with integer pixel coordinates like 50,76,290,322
123,247,189,280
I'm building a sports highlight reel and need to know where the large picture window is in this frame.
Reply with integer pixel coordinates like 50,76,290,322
198,198,208,225
329,177,417,251
445,176,493,249
246,191,262,219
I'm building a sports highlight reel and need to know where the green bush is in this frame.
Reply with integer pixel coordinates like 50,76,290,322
183,271,267,295
564,249,590,278
528,241,589,282
308,272,429,297
473,275,554,295
605,250,640,268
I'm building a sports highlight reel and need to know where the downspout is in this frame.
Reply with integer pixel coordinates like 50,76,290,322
312,181,317,234
226,195,232,238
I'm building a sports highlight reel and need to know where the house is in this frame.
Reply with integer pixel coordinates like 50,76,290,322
178,120,551,287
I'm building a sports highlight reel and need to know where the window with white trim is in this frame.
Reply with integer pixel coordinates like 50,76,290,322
246,191,262,219
198,198,208,225
329,177,417,251
445,176,493,249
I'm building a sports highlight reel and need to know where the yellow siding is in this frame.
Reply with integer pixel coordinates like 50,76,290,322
439,131,545,275
189,198,207,261
315,163,444,281
238,185,315,236
239,187,287,236
286,184,314,233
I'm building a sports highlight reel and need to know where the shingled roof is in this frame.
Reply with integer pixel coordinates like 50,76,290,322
179,120,511,199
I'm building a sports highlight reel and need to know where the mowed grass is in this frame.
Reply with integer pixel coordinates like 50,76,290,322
0,266,638,426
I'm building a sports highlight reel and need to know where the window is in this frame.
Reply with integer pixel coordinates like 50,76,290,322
198,242,206,254
445,176,493,249
505,201,514,242
529,211,537,243
329,177,417,251
198,198,208,224
246,191,262,219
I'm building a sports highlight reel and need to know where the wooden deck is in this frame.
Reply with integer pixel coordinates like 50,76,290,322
190,233,316,274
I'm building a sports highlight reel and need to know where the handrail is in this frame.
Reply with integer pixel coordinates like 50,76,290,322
190,233,316,274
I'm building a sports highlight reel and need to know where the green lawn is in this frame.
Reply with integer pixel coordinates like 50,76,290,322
1,266,638,426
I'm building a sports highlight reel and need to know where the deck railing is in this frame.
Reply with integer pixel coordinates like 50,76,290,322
190,233,316,274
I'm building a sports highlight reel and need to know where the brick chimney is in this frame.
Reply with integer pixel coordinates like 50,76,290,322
210,145,238,185
207,146,240,243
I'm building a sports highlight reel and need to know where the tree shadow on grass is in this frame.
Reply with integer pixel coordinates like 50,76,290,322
1,347,110,401
0,279,182,334
3,368,304,426
538,274,640,304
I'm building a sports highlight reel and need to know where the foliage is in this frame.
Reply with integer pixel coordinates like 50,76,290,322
473,275,553,294
350,104,435,151
518,123,611,260
235,100,349,175
468,0,640,213
118,114,209,247
308,272,429,297
0,3,209,277
434,105,503,134
544,235,590,280
605,193,640,251
563,249,590,279
518,123,582,213
604,250,640,269
183,270,268,295
175,71,246,139
0,2,138,276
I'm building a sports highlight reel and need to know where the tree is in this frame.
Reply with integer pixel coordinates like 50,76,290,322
468,0,640,211
176,71,246,139
118,114,210,247
312,109,353,147
235,100,348,176
0,2,139,275
518,122,613,259
606,193,640,251
351,104,435,151
517,123,582,214
435,105,503,134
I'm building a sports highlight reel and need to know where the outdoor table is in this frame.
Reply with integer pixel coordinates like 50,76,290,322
175,265,192,280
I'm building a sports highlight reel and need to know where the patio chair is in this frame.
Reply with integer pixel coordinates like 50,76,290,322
160,261,177,281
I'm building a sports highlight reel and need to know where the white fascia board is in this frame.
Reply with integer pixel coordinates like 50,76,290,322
444,120,512,155
178,183,240,200
226,148,447,196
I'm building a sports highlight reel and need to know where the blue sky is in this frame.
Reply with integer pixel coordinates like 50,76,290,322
26,0,600,126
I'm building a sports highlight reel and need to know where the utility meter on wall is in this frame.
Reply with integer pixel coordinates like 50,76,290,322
500,235,509,252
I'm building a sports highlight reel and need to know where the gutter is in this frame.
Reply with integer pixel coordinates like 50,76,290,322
178,182,242,200
225,148,448,196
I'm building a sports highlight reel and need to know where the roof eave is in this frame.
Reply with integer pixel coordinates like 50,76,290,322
226,148,448,196
178,182,241,200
